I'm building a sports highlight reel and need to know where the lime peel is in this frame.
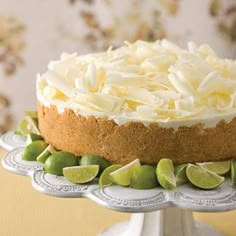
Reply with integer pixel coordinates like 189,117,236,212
156,158,176,190
99,164,122,187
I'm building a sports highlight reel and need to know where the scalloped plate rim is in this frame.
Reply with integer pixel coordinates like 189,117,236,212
2,132,236,213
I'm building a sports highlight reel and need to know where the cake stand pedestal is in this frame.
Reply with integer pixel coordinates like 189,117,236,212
1,131,235,236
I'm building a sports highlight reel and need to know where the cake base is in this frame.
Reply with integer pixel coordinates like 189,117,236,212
38,103,236,165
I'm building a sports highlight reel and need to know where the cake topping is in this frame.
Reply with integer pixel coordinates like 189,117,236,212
37,40,236,124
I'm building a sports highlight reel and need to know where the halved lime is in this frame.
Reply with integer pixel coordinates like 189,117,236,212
80,154,110,176
186,164,224,189
22,140,48,161
231,161,236,185
36,145,56,164
26,133,43,145
156,158,176,190
16,116,40,136
110,159,141,186
63,165,99,184
130,165,158,189
197,161,230,175
44,151,78,176
175,164,188,186
99,164,122,187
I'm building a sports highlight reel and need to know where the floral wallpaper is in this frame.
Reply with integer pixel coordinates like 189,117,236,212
210,0,236,42
67,0,182,51
0,15,25,133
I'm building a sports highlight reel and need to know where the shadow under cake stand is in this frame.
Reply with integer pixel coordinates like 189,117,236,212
1,131,236,236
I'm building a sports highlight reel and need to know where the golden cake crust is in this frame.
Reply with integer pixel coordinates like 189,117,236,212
38,102,236,164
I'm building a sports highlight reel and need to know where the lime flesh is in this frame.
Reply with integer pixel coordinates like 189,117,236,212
63,165,99,184
156,158,176,190
186,164,224,190
175,164,188,186
36,145,56,164
99,164,122,187
17,116,40,136
197,161,230,175
22,140,48,161
80,154,110,176
110,159,141,186
44,151,78,176
130,165,158,189
25,110,38,120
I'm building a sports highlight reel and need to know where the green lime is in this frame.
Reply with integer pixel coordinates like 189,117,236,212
110,159,141,186
99,164,122,187
230,161,236,185
26,133,43,145
22,140,48,161
186,164,224,189
44,151,78,176
63,165,99,184
197,161,230,175
25,110,38,120
36,145,56,164
130,165,158,189
175,164,188,186
156,158,176,190
80,154,110,176
16,116,40,136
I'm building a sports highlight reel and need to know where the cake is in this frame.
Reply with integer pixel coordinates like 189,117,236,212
36,40,236,165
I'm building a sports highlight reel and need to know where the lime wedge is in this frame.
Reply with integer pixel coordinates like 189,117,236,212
186,164,224,189
26,133,43,145
63,165,99,184
197,161,230,175
17,116,40,136
99,164,122,187
230,161,236,185
80,154,110,176
36,145,56,164
44,151,78,176
156,158,176,190
175,164,188,186
110,159,141,186
130,165,158,189
22,140,48,161
25,110,38,120
25,116,40,134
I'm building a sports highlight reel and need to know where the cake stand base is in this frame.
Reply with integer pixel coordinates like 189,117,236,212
99,208,224,236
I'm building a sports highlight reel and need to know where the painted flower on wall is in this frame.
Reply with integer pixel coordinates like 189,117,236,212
0,15,26,133
0,15,25,76
210,0,236,43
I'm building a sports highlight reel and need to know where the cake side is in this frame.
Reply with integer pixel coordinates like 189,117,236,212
38,102,236,165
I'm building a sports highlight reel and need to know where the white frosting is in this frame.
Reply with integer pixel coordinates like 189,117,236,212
36,40,236,129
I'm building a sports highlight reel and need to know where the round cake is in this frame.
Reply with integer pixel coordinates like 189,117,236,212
37,40,236,165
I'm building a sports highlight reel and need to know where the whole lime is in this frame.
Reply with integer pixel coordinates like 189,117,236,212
131,165,158,189
44,151,78,176
80,154,110,176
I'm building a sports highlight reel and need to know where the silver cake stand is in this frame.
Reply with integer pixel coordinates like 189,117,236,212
1,131,236,236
